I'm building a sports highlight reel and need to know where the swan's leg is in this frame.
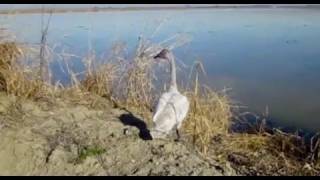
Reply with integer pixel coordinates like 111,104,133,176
176,128,180,140
174,124,181,142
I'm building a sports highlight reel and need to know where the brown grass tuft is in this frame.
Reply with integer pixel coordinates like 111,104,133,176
182,61,232,154
0,42,21,91
0,42,50,99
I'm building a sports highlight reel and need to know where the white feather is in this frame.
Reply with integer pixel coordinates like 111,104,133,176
150,49,190,139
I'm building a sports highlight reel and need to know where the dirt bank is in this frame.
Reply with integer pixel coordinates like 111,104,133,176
0,92,237,176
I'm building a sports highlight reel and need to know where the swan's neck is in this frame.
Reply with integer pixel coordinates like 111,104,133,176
168,55,177,92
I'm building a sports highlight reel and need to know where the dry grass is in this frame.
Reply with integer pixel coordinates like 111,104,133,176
81,38,161,123
0,42,21,89
33,36,320,163
1,30,319,175
80,38,233,144
208,132,320,175
0,42,49,99
0,42,20,65
81,63,120,101
182,61,232,154
119,49,157,122
204,116,320,175
82,37,233,155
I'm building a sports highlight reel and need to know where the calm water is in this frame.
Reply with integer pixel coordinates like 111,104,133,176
2,8,320,132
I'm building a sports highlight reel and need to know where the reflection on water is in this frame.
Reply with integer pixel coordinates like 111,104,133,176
3,8,320,132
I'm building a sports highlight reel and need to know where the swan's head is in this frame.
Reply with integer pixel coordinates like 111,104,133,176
153,49,173,62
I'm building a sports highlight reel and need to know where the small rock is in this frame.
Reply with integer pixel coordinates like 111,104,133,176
123,128,129,135
123,126,139,136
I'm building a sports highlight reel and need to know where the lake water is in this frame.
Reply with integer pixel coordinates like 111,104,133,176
2,8,320,132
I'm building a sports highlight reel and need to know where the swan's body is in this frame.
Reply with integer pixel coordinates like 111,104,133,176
151,89,189,138
150,49,190,139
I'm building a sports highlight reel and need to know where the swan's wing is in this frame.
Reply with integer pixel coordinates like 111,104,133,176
170,94,190,128
152,92,179,133
153,93,171,122
153,93,189,132
152,104,176,132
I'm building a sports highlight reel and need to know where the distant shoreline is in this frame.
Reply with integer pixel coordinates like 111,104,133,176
0,4,320,15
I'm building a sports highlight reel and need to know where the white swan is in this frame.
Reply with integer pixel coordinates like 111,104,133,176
150,49,190,139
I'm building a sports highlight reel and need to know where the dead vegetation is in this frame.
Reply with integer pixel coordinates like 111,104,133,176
182,61,232,154
0,42,52,99
0,29,319,175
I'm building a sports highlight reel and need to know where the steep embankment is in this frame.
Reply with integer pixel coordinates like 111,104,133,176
0,93,237,176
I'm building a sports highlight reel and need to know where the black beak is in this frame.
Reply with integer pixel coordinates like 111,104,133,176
153,53,161,59
153,49,167,59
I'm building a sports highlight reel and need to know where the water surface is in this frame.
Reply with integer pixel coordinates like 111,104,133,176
2,8,320,132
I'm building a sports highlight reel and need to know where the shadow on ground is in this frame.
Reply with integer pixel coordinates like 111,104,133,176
119,113,152,140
